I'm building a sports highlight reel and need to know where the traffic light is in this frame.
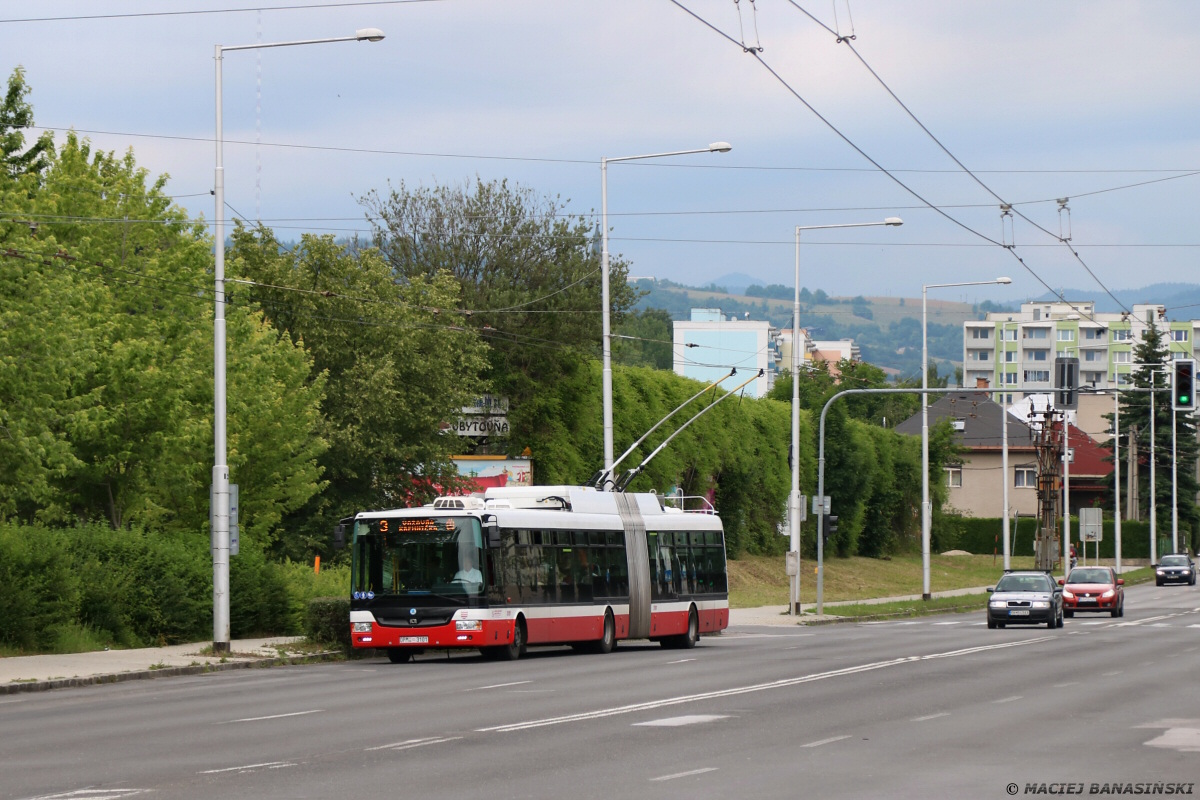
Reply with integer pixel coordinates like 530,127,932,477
1054,357,1079,410
1173,359,1196,411
821,515,839,544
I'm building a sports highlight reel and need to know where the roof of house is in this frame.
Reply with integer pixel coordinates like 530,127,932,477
893,391,1037,450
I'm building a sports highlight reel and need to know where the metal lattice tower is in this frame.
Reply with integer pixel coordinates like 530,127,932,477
1032,408,1063,571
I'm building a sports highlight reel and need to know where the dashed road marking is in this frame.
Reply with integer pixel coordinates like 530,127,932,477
802,735,851,748
651,768,718,782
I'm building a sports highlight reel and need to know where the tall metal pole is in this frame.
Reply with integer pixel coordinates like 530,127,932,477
921,276,1010,599
789,228,802,614
1150,375,1157,564
921,286,931,599
1113,391,1121,572
788,218,903,614
1062,413,1071,576
1000,322,1011,570
599,143,731,479
211,29,383,652
1171,398,1178,554
213,45,230,652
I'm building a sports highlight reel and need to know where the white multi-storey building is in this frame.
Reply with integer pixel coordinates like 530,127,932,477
963,302,1200,398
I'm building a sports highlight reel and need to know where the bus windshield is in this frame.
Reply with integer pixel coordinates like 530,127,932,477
351,516,485,600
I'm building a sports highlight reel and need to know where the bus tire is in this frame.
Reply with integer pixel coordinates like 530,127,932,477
386,648,413,664
492,617,526,661
679,608,699,649
590,610,616,655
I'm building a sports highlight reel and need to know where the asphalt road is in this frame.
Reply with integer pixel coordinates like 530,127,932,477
3,582,1198,800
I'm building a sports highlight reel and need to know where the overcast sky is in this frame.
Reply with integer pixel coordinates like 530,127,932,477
6,1,1199,306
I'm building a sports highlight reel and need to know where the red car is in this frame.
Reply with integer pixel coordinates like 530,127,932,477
1059,566,1124,618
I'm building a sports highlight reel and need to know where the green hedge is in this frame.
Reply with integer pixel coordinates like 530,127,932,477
305,596,352,652
0,521,350,654
934,515,1163,560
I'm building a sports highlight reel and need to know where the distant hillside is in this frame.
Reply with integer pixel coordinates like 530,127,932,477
1031,283,1200,315
630,279,987,380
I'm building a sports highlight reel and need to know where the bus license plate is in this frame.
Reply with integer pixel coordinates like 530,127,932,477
1009,609,1029,616
399,636,428,644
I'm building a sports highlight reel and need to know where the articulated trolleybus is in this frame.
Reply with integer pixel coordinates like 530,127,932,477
345,485,729,662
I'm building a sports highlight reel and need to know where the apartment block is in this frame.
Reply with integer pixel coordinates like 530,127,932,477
963,301,1200,397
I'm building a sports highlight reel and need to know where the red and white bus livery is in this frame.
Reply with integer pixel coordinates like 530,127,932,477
345,485,729,662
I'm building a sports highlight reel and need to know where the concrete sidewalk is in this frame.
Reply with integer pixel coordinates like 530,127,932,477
0,637,318,695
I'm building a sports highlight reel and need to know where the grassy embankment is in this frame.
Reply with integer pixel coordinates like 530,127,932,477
728,553,1155,619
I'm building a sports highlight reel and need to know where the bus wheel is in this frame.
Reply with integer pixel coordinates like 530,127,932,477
386,649,412,664
679,609,699,649
590,611,616,655
493,618,526,661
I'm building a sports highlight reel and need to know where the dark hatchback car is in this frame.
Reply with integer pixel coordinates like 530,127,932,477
1155,554,1197,586
986,570,1064,629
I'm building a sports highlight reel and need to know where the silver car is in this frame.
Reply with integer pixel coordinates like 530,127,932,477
986,570,1064,629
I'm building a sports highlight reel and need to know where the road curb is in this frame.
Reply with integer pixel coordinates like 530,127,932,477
0,650,343,696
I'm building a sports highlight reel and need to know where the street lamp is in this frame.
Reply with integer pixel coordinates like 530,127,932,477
787,217,903,615
922,276,1011,599
211,28,384,653
600,142,731,479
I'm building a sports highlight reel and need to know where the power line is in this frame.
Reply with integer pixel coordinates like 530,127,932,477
0,0,442,25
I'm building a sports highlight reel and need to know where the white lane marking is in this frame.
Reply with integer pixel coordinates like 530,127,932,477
26,792,148,799
932,621,963,626
911,712,950,722
199,761,295,774
1118,615,1174,627
1054,681,1081,688
366,736,462,752
666,658,697,665
469,680,532,691
802,735,851,748
634,715,728,727
651,767,718,782
224,709,322,724
993,696,1022,704
478,637,1055,733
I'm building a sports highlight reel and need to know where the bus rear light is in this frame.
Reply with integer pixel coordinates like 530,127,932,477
353,622,372,633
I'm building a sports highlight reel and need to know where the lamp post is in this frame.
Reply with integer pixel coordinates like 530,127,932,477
600,143,731,479
211,27,384,653
787,217,903,615
999,319,1016,570
922,277,1011,599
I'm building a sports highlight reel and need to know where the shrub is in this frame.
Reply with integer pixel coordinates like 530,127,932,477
0,524,80,652
306,596,351,651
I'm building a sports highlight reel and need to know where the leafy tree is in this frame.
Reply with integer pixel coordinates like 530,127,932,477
361,178,638,429
229,225,490,555
0,131,327,546
1,67,53,182
1112,326,1199,545
613,307,674,370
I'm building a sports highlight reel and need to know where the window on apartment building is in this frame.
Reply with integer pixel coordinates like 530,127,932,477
1171,329,1189,342
1084,350,1102,362
1115,372,1131,386
1024,328,1049,340
1113,351,1130,363
1005,351,1016,362
970,328,991,340
1014,468,1036,488
1112,329,1131,341
1083,328,1104,340
944,466,962,488
1024,370,1050,383
1005,372,1017,386
1004,328,1018,341
1027,349,1048,362
1083,371,1104,386
1057,329,1075,342
971,350,991,361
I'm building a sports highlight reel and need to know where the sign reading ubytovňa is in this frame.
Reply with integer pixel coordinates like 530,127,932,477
450,394,510,437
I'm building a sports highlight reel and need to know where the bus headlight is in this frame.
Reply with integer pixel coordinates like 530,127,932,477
455,620,482,631
353,622,372,633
